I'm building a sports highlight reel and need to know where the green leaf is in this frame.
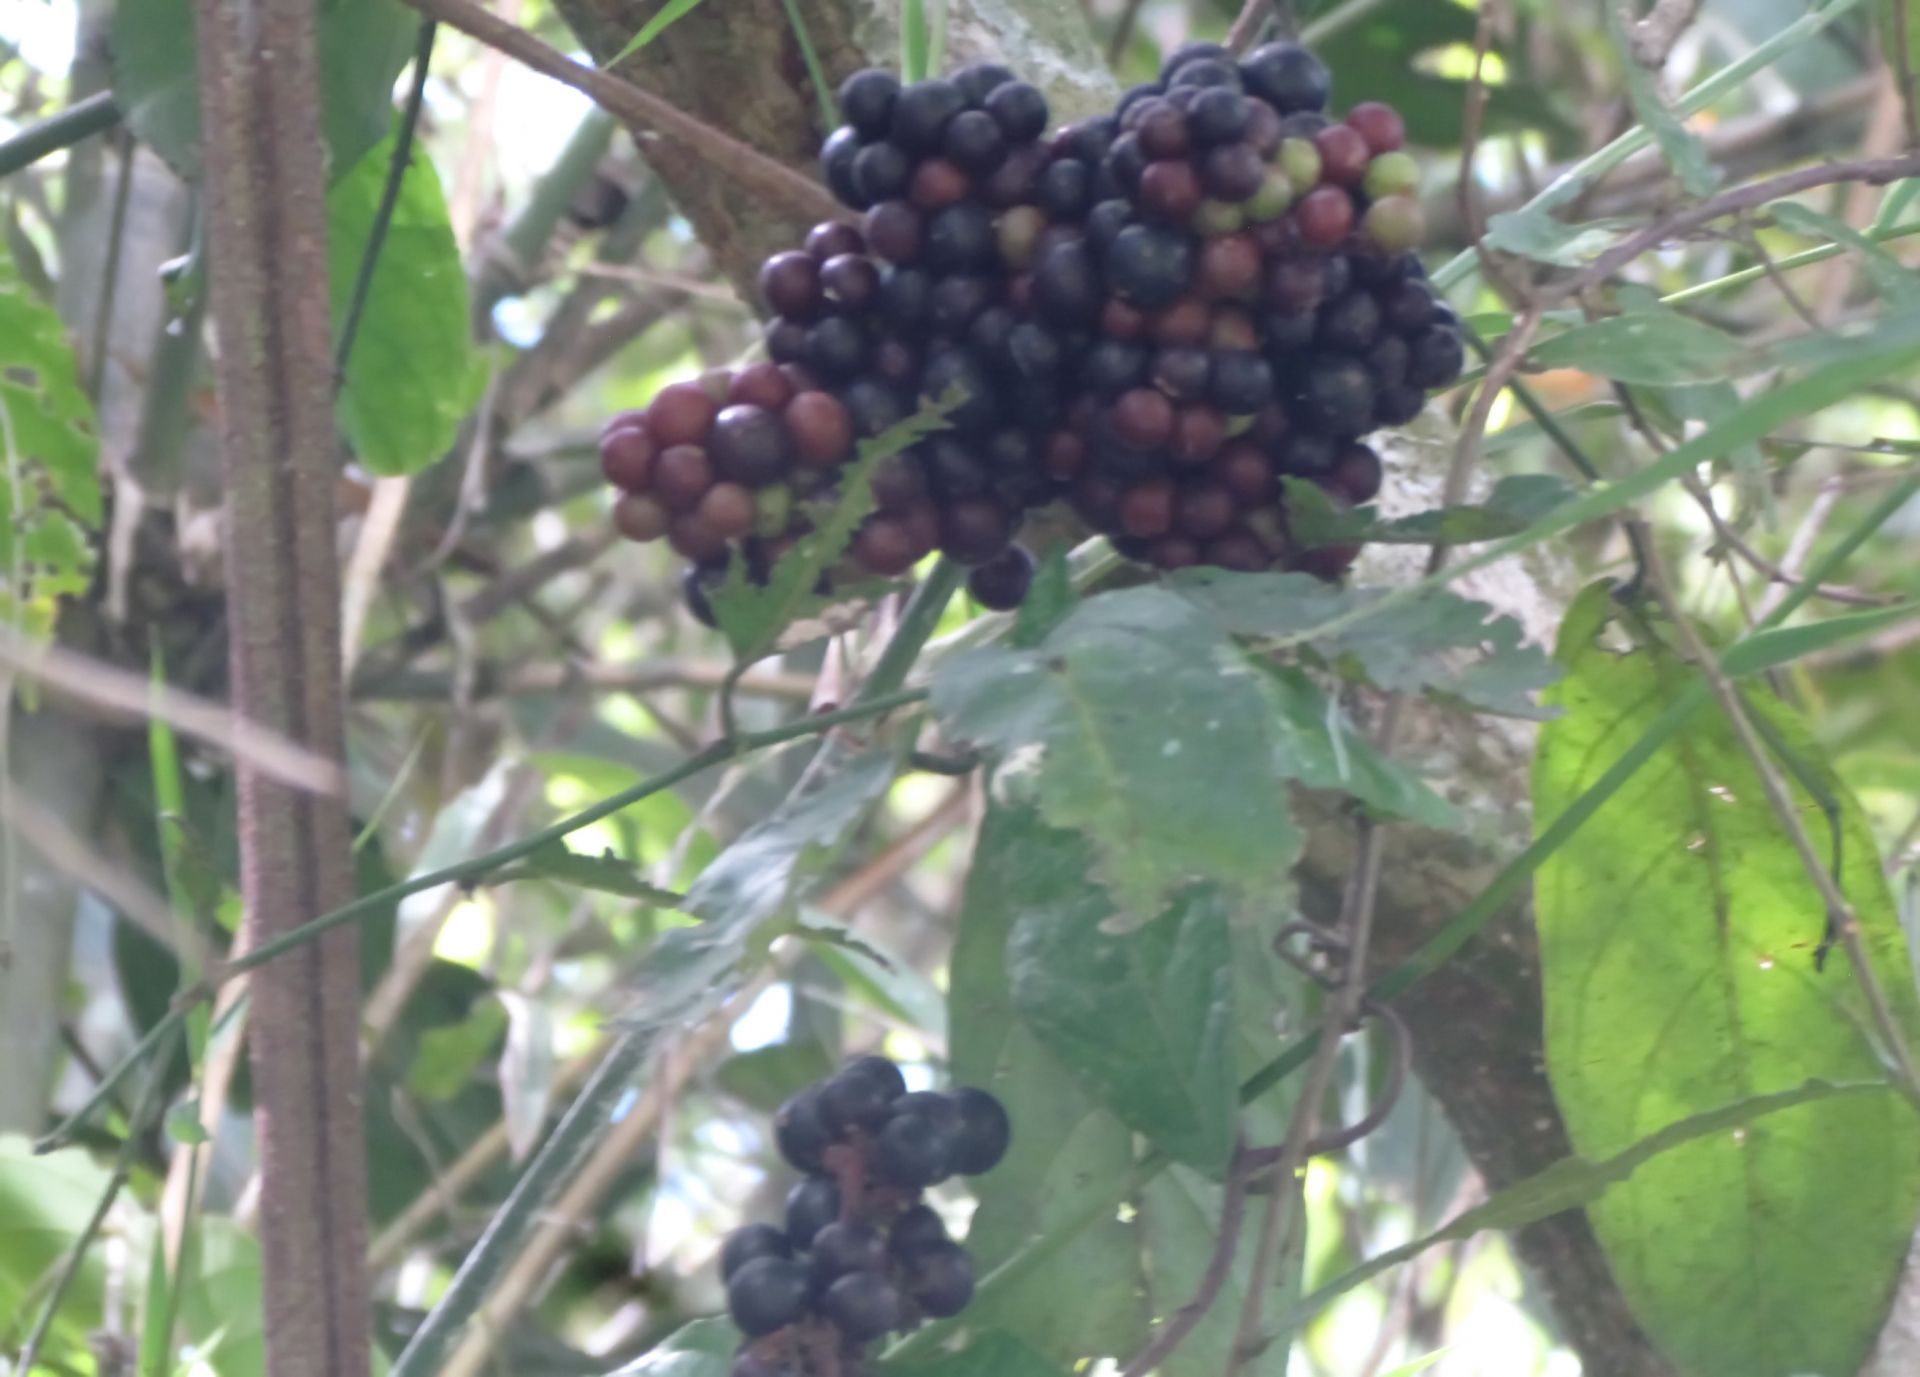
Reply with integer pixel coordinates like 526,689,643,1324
901,0,931,82
882,1330,1072,1377
1609,6,1718,197
1167,571,1561,720
933,587,1302,926
518,839,684,904
1290,1078,1893,1327
1138,1165,1304,1377
1721,603,1920,676
1528,308,1745,384
1532,601,1920,1377
112,0,417,183
1770,200,1920,307
608,1319,737,1377
949,805,1148,1364
682,746,902,931
406,996,508,1101
1282,474,1577,548
0,238,101,638
716,1042,837,1114
327,132,479,475
164,1099,210,1145
1881,2,1920,140
1483,202,1632,268
1007,846,1237,1174
605,0,714,66
1009,545,1074,647
0,1135,114,1359
176,1217,268,1377
710,395,957,659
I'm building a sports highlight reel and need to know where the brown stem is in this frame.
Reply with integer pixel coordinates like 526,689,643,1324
1555,153,1920,299
1116,1147,1257,1377
190,2,370,1374
396,0,844,227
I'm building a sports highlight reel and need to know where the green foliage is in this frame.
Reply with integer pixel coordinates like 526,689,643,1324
1008,853,1237,1173
1533,585,1920,1377
884,1330,1072,1377
605,0,715,67
1138,1166,1303,1377
1607,6,1717,197
0,239,100,638
0,1135,114,1362
327,132,480,475
111,0,417,183
1527,308,1745,384
949,805,1148,1364
607,1319,737,1377
1283,474,1578,548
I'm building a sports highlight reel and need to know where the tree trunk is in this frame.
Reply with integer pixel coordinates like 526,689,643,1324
190,2,370,1375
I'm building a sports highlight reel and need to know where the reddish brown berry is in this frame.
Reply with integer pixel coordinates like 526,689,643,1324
1345,102,1406,155
613,493,671,542
1139,160,1204,223
1329,443,1383,504
1170,405,1227,466
1196,234,1262,302
1148,535,1201,570
653,444,715,512
909,158,972,210
1176,483,1237,540
852,517,919,576
1212,442,1276,502
1207,304,1259,352
759,251,822,317
1119,480,1176,537
1204,530,1272,571
806,221,866,261
1313,124,1371,187
728,362,796,412
1112,388,1176,449
669,512,729,562
698,482,758,540
784,392,855,468
1150,298,1211,347
1102,298,1148,339
600,424,657,491
1295,186,1356,246
649,382,721,448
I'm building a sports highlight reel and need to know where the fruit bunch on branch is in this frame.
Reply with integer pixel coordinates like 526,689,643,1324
600,41,1466,619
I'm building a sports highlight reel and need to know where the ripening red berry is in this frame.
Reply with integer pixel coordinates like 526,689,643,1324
1344,101,1406,155
784,392,855,468
728,362,796,411
649,382,721,447
1111,388,1175,449
600,423,656,491
1295,186,1357,246
613,493,671,543
1118,480,1176,538
1312,124,1371,187
1170,405,1227,466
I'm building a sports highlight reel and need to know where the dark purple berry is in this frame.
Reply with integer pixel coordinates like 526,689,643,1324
891,79,967,152
1037,159,1094,220
906,1241,975,1318
811,1222,889,1282
1407,327,1466,388
821,126,864,207
925,204,996,272
804,317,870,382
823,1272,902,1343
1168,58,1242,92
1032,239,1102,325
1108,224,1194,311
968,545,1036,611
728,1256,810,1336
1188,88,1250,146
940,498,1015,564
1319,291,1382,353
774,1089,831,1170
1240,43,1331,114
942,108,1007,172
1151,345,1212,401
928,273,996,337
952,62,1017,105
710,405,792,487
721,1224,793,1280
948,1087,1010,1174
875,1110,954,1187
838,69,901,138
1209,351,1274,413
889,1203,951,1258
852,141,913,206
784,1176,842,1250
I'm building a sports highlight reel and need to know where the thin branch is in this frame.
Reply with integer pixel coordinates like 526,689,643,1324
1889,2,1920,151
84,134,136,404
1555,153,1920,299
1106,0,1148,65
1225,0,1277,53
1682,474,1894,608
1117,1147,1257,1377
0,91,122,177
336,19,437,378
396,0,843,225
1629,0,1705,67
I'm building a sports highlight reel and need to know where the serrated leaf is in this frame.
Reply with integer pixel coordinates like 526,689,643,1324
1610,6,1718,198
605,0,713,67
112,0,417,183
1007,847,1237,1173
1139,1166,1303,1377
607,1319,737,1377
328,131,479,475
1291,1078,1892,1327
0,238,101,637
1482,204,1632,268
948,805,1148,1364
1166,570,1561,720
933,587,1302,925
1532,596,1920,1377
1771,201,1920,308
1255,663,1459,829
882,1330,1072,1377
681,746,902,931
1283,474,1577,548
518,839,683,904
1529,307,1744,384
1009,545,1074,647
711,394,957,660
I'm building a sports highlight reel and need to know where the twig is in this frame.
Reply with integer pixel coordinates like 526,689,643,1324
1756,482,1842,623
1629,0,1706,67
0,91,122,177
1106,0,1148,65
1633,534,1920,1107
335,18,437,378
1117,1148,1258,1377
84,134,135,404
1225,0,1276,53
1554,153,1920,299
1682,474,1893,608
1889,1,1920,152
1431,309,1542,572
396,0,843,225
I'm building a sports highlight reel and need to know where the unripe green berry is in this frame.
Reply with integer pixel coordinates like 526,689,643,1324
1279,137,1322,190
1363,150,1420,200
1246,169,1295,222
1363,195,1426,252
752,483,794,537
1190,198,1246,236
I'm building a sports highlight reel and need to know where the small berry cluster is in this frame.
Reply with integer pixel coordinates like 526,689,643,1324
601,43,1466,620
723,1056,1010,1377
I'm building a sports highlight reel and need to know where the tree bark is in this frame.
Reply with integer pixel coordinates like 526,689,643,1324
190,2,369,1375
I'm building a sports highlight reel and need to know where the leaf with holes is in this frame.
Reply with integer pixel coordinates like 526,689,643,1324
933,586,1301,926
0,240,100,639
948,804,1148,1364
328,131,480,475
112,0,418,183
1532,585,1920,1377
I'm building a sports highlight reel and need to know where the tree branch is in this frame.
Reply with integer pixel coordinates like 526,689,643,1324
189,2,370,1374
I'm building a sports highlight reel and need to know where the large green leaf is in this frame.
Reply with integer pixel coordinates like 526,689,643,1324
1533,586,1920,1377
948,805,1148,1365
882,1330,1071,1377
1528,308,1745,385
608,1319,735,1377
933,588,1301,926
1007,842,1238,1174
112,0,418,183
327,132,479,476
0,240,100,638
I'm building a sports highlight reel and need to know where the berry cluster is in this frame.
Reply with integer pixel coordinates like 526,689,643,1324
601,43,1465,620
723,1056,1010,1377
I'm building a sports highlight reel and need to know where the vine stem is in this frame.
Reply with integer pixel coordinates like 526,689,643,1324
0,91,122,177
